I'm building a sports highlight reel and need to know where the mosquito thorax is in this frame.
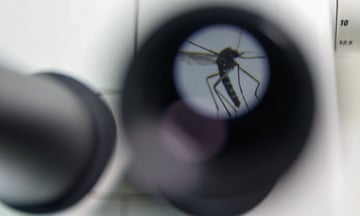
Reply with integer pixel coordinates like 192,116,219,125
216,47,240,70
220,47,240,58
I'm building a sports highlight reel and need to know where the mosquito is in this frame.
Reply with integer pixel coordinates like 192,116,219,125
178,32,266,118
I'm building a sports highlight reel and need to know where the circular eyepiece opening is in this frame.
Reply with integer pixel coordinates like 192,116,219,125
173,24,270,119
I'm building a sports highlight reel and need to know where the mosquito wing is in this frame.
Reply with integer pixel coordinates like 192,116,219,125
177,51,218,65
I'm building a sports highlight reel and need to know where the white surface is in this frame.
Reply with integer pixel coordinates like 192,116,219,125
0,194,125,216
0,0,136,91
0,0,351,215
336,52,360,216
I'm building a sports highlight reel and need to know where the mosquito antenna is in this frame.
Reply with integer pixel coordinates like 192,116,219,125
186,40,218,55
239,52,266,59
236,31,243,51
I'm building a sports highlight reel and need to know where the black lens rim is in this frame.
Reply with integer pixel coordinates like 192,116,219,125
122,5,315,215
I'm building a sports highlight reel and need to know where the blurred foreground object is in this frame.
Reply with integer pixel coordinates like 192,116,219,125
0,68,116,213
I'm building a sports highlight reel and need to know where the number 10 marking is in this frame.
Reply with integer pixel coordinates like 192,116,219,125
340,19,349,26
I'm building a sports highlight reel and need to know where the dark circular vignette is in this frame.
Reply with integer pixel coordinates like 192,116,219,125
121,6,315,216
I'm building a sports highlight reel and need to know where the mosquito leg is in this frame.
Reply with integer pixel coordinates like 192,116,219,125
186,40,219,56
235,65,249,111
213,80,232,118
236,63,261,100
239,52,265,59
238,51,265,99
206,73,221,117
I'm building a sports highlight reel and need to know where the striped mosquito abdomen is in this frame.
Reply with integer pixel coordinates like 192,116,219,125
219,69,241,108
